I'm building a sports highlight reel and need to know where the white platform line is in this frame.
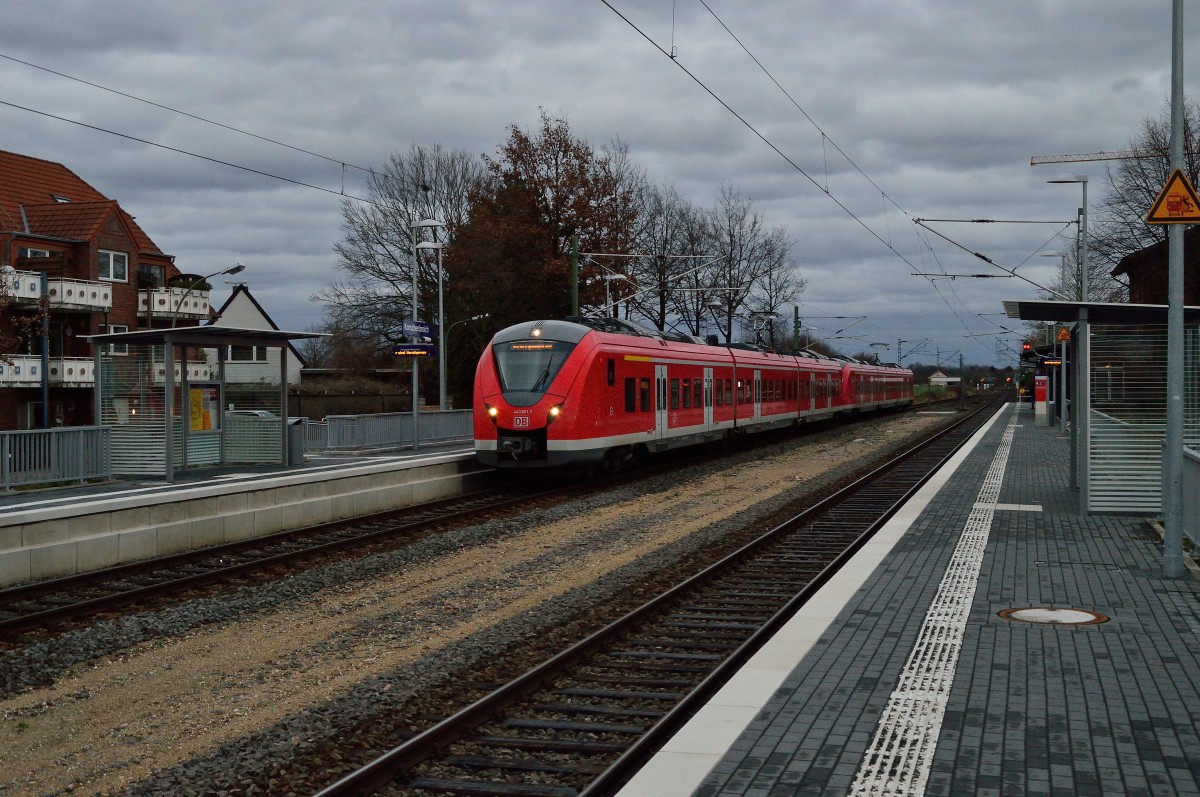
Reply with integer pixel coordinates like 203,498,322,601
848,410,1019,797
614,403,1013,797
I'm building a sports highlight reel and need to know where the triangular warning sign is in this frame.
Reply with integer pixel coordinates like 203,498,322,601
1056,327,1071,342
1147,168,1200,224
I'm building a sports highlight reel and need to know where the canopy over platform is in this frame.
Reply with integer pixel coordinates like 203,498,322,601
1003,299,1200,325
85,326,325,347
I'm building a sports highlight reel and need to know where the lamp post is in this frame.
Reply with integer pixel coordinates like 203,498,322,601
1048,174,1089,512
1041,252,1070,434
1047,175,1088,301
409,219,444,448
171,263,245,327
417,239,446,411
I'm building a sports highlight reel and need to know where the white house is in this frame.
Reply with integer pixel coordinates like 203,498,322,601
929,370,960,388
207,284,305,385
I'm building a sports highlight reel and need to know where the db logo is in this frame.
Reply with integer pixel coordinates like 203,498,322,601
513,416,530,428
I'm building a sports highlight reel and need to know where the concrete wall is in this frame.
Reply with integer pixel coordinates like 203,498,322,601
0,453,492,587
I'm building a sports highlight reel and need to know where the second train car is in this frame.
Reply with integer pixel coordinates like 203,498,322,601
474,316,913,470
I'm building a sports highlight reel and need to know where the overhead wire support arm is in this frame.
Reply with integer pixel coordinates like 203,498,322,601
912,218,1069,300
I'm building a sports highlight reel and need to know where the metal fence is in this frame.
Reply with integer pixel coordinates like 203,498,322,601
316,409,473,452
1,426,112,491
1088,324,1200,513
1185,446,1199,549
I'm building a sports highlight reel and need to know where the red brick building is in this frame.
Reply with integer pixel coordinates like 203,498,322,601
0,150,201,429
1111,228,1200,305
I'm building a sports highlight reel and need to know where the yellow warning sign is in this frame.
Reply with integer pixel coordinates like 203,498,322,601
1056,327,1071,342
1147,168,1200,224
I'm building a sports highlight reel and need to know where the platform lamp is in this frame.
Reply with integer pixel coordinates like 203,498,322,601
416,239,446,411
1046,175,1088,302
409,219,444,449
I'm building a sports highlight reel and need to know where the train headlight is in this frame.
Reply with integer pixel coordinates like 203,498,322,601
547,404,562,424
486,404,498,425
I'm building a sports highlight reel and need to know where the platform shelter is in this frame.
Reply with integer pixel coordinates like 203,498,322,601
1005,299,1200,513
85,326,324,481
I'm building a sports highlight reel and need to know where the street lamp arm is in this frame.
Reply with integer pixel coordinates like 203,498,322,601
170,263,246,327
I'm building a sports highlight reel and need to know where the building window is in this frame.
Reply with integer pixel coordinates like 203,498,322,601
99,250,128,282
103,324,129,355
17,247,50,259
230,344,268,362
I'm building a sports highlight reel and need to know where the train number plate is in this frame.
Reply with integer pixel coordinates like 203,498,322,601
513,416,530,427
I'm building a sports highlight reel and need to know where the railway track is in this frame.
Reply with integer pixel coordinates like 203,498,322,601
0,400,966,641
0,488,548,639
314,396,1005,797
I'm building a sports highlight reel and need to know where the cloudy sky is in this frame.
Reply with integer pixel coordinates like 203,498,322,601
3,1,1194,366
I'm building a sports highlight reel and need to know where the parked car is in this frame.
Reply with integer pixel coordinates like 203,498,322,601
226,409,278,419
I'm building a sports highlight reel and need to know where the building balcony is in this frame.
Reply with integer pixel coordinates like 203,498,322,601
4,269,113,311
0,355,96,387
0,354,212,388
139,286,212,321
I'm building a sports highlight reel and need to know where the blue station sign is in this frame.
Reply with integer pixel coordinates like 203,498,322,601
402,319,438,337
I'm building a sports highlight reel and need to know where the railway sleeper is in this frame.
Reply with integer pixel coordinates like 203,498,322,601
504,717,647,735
475,735,627,754
552,686,683,701
406,775,577,797
529,701,667,720
569,674,697,689
607,649,723,662
447,753,607,776
624,637,741,653
661,619,763,631
592,656,713,674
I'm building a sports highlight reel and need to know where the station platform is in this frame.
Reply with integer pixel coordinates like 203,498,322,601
0,442,484,588
619,400,1200,797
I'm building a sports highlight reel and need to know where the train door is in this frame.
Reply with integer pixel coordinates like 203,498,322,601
753,369,762,423
703,367,714,431
655,364,669,439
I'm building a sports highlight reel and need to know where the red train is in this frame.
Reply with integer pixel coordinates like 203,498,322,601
474,317,914,470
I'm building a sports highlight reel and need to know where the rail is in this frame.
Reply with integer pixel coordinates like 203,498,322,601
1,426,112,491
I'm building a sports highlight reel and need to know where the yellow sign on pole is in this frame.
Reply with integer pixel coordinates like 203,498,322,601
1146,168,1200,224
1056,327,1071,342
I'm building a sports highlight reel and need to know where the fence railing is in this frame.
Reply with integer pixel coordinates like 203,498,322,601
1185,446,1199,549
316,409,473,452
1,426,112,491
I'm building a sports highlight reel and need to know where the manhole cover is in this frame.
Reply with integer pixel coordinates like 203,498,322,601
998,607,1108,625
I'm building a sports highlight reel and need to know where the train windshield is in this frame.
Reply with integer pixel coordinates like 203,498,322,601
493,339,577,394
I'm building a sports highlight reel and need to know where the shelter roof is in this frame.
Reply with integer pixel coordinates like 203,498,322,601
1003,299,1200,325
85,326,326,348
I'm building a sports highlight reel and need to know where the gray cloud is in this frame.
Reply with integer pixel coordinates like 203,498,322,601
1,0,1191,365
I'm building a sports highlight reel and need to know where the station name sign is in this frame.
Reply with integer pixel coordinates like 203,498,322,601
402,319,438,337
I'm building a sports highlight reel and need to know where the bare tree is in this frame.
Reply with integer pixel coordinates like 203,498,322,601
315,143,489,352
1090,100,1200,291
705,184,794,344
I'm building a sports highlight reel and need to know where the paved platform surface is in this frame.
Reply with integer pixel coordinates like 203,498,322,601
621,401,1200,797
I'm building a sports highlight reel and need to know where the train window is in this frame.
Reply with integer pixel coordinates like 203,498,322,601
694,380,703,408
493,339,577,394
608,358,615,387
625,377,636,412
639,378,651,411
725,379,733,405
670,379,680,409
737,381,745,404
715,381,723,406
682,378,692,408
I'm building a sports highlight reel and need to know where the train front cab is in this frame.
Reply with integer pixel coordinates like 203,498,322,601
474,320,592,468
